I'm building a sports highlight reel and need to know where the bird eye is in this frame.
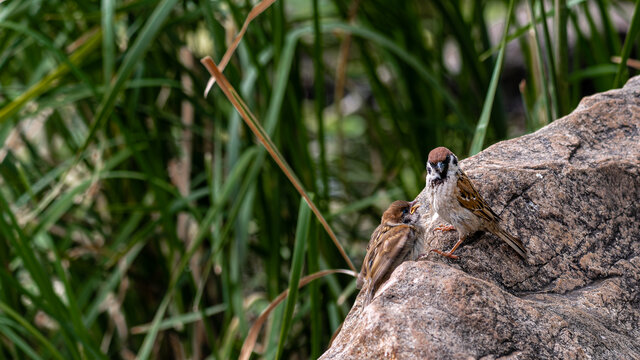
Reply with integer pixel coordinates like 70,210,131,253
402,208,409,215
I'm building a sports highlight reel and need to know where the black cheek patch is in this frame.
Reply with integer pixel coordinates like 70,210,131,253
441,160,449,178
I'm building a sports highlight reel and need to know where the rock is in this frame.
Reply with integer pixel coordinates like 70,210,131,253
322,77,640,359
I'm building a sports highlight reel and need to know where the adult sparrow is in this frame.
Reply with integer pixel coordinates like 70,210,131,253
424,147,526,259
357,200,421,307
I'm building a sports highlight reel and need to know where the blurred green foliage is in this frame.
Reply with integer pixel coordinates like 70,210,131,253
0,0,638,358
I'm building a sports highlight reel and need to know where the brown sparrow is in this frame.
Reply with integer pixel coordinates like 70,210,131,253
424,147,526,259
357,200,421,306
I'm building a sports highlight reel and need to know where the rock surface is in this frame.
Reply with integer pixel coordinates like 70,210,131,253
322,77,640,359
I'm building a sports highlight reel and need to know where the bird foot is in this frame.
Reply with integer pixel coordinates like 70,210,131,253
429,248,459,260
433,224,456,232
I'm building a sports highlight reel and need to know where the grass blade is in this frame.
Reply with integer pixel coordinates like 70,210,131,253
201,56,356,272
135,147,258,360
0,194,83,359
203,0,277,95
613,1,640,88
0,323,44,360
570,64,618,82
78,0,180,157
275,197,311,359
538,0,560,120
239,269,357,360
554,0,570,116
84,242,145,327
131,304,227,334
101,0,116,85
0,28,101,124
469,0,515,155
307,221,322,358
312,0,328,201
324,22,464,121
478,0,588,61
0,301,66,360
526,0,553,125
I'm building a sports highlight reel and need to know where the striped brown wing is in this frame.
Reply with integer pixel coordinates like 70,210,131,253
357,224,386,289
364,224,415,302
456,170,500,223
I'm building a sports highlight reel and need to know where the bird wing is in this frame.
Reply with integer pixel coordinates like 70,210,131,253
363,224,414,303
457,171,527,259
456,170,501,222
357,224,386,289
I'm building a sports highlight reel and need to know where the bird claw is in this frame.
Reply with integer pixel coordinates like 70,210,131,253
429,248,459,260
433,224,456,232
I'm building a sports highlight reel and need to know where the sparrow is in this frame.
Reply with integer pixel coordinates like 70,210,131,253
357,200,422,307
424,147,526,260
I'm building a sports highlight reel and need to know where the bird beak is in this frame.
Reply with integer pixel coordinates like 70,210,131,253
436,162,446,174
409,201,421,214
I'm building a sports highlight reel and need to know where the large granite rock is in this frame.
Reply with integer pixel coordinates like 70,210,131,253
323,77,640,359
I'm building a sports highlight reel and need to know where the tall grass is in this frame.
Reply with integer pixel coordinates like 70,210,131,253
0,0,638,358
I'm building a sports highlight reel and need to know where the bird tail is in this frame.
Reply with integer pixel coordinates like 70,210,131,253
493,225,527,259
360,280,375,307
363,289,373,307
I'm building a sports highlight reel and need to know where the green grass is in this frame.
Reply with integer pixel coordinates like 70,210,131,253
0,0,638,358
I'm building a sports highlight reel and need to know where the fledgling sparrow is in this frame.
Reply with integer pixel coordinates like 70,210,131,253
424,147,526,259
357,200,422,307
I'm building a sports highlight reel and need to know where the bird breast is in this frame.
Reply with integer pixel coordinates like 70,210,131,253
428,174,483,236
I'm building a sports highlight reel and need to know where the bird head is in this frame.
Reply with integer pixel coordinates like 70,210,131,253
381,200,421,226
426,147,459,186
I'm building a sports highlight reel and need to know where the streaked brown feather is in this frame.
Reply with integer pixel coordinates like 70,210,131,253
455,170,500,223
361,224,415,306
455,170,527,259
357,200,421,305
490,223,527,259
356,224,388,289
